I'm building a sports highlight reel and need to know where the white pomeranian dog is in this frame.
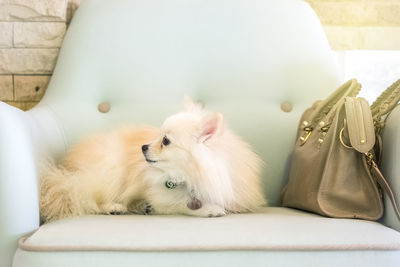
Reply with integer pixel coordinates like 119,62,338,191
40,98,266,222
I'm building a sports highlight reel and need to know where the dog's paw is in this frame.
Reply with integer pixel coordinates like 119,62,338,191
102,203,128,215
205,208,226,217
127,199,154,215
140,201,154,215
207,211,226,217
192,204,226,217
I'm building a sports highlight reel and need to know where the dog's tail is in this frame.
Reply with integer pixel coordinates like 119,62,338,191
39,160,80,223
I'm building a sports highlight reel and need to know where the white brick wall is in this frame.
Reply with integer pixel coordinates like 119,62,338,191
14,75,50,101
0,48,59,74
0,0,67,21
0,0,68,109
0,75,13,101
306,0,400,50
0,23,13,47
14,22,66,48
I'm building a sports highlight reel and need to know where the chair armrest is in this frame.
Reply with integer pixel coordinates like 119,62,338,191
380,105,400,232
0,102,40,267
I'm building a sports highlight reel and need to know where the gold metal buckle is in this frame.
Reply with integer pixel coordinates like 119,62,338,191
339,127,353,149
299,127,313,146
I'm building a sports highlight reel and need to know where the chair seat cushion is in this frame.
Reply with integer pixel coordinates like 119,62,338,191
20,207,400,252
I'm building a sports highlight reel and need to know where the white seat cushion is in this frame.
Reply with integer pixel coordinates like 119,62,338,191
20,207,400,252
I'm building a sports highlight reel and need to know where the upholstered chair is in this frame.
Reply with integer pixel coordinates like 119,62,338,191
1,0,400,266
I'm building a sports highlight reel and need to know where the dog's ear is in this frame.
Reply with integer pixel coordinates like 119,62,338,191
183,96,203,113
198,112,224,143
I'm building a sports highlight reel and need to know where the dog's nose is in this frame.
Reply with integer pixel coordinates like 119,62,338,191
142,144,149,152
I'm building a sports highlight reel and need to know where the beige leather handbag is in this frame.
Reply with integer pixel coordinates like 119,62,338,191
281,79,400,220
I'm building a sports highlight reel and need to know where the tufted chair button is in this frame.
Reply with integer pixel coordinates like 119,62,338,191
280,101,293,112
98,102,111,113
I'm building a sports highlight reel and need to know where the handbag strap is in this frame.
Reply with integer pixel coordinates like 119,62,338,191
371,79,400,133
367,79,400,221
366,153,400,221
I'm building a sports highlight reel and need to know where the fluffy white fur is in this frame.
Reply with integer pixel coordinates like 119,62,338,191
40,98,266,222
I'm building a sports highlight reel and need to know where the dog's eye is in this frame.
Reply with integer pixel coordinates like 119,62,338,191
162,136,171,146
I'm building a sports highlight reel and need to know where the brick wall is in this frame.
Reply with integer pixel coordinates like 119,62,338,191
1,0,400,111
306,0,400,50
0,0,80,110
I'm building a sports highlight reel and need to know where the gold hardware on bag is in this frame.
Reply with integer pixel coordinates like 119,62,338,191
320,126,329,132
365,152,375,167
339,127,353,149
316,124,330,147
299,127,313,146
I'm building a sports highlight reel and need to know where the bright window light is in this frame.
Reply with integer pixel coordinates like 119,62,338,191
336,50,400,103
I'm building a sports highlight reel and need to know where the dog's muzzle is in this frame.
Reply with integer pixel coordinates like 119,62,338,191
142,144,157,163
142,144,149,152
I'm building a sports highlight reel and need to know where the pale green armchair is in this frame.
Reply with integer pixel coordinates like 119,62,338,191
2,0,400,266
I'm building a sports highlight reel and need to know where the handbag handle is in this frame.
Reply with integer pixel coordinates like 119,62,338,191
308,79,361,128
367,154,400,221
371,79,400,132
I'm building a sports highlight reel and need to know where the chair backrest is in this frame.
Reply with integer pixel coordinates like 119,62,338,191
29,0,340,205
